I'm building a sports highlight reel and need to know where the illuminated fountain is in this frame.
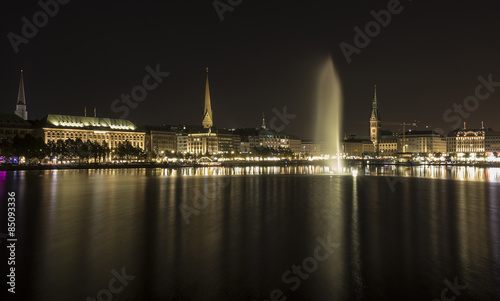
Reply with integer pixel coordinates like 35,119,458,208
314,56,343,174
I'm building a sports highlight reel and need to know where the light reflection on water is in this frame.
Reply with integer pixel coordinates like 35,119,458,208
34,165,500,182
356,165,500,182
2,166,499,300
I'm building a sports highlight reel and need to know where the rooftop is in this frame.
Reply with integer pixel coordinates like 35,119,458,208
40,114,138,130
404,130,443,136
0,113,31,125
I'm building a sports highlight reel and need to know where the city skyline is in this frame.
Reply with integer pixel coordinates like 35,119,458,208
1,1,500,140
4,66,500,163
4,67,499,142
2,3,500,301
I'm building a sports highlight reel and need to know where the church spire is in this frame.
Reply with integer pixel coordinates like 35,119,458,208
261,112,266,129
202,67,213,128
370,84,379,121
369,84,381,154
15,70,28,120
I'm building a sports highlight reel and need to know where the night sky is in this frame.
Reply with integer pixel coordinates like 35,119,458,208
1,0,500,139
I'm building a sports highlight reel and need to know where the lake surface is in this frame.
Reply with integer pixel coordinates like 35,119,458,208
1,166,500,300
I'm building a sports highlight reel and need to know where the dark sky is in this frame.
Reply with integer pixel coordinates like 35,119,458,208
2,0,500,139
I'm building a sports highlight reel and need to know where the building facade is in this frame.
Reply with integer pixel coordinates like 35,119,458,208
187,132,219,155
35,114,145,149
401,130,446,154
485,129,500,154
218,132,240,154
143,127,177,155
289,136,302,155
0,113,33,142
187,130,241,155
343,137,375,157
447,128,485,154
258,128,290,149
301,141,321,157
177,134,188,154
447,128,500,154
379,135,398,156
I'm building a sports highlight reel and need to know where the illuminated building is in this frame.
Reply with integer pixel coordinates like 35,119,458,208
34,114,145,149
447,127,500,154
186,70,240,155
343,136,374,157
235,116,301,154
187,130,240,155
256,115,293,150
300,141,321,157
142,126,177,155
177,134,188,154
188,132,219,155
401,130,446,154
379,135,398,156
485,129,500,154
258,128,290,149
288,136,302,154
447,128,485,153
219,132,240,154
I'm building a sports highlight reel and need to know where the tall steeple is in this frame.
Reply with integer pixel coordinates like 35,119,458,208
370,85,381,154
261,112,266,129
370,85,380,120
15,70,28,120
202,67,213,128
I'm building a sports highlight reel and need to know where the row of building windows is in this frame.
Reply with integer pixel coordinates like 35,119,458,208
46,132,142,141
44,130,145,149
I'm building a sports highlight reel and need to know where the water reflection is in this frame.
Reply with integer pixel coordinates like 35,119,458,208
2,167,499,300
356,165,500,182
33,165,500,182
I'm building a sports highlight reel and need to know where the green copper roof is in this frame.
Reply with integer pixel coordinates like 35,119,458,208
44,114,137,130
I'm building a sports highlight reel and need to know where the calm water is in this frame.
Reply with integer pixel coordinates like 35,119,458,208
1,166,500,301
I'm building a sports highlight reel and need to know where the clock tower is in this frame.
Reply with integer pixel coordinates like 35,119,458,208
370,85,381,153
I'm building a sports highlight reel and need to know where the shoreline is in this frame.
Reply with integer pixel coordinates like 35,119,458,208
1,160,500,171
0,160,323,171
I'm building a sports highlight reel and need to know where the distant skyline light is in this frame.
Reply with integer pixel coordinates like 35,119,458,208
1,1,499,139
